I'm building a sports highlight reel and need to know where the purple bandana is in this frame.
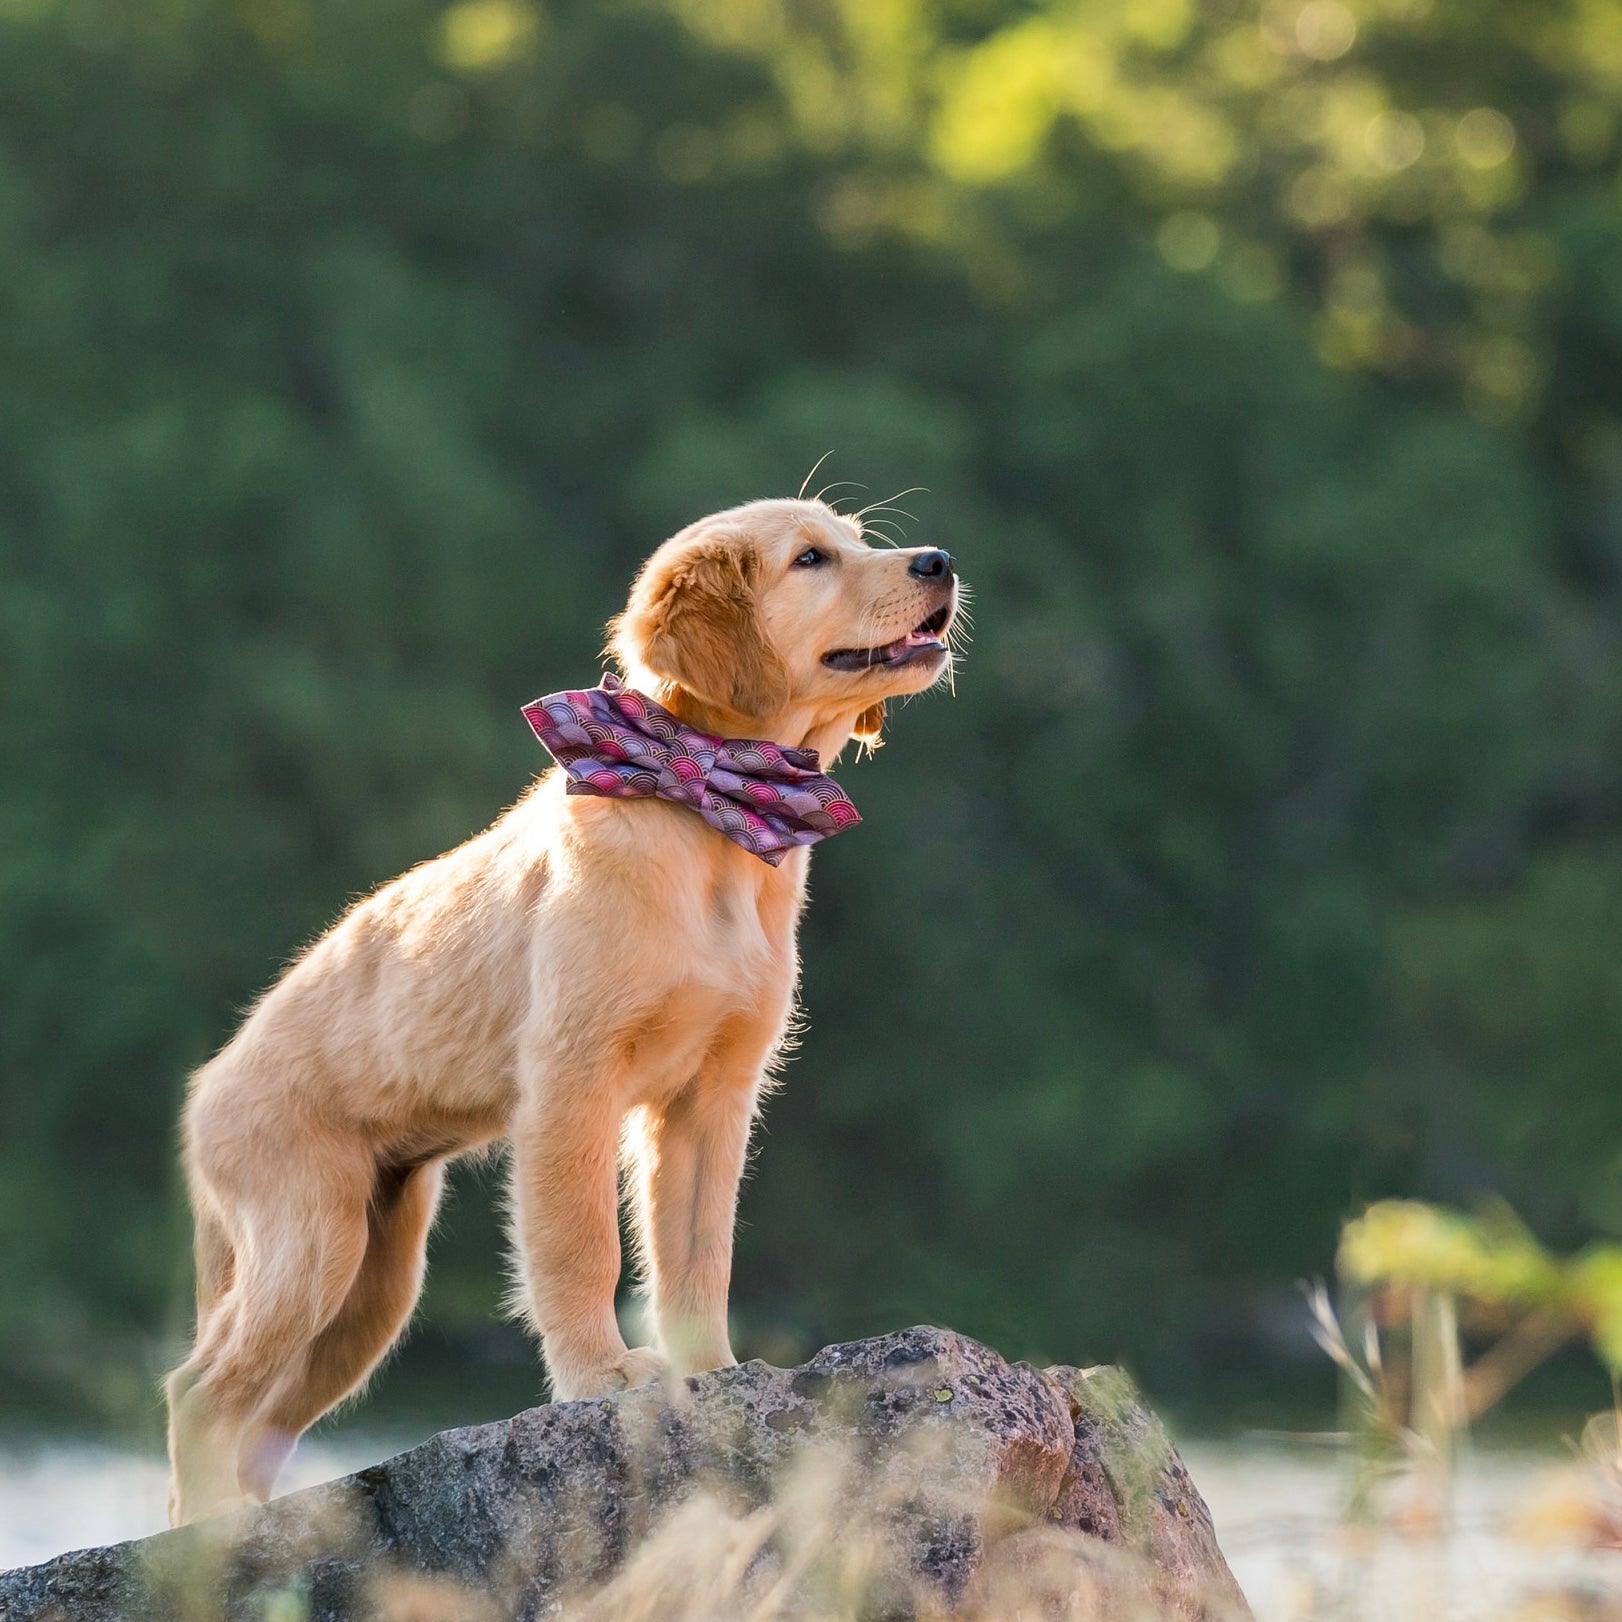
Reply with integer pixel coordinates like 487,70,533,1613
521,673,861,866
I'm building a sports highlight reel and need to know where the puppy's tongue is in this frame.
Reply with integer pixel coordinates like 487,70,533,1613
822,623,948,671
897,628,939,651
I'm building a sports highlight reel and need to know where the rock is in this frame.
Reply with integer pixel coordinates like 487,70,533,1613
0,1327,1249,1621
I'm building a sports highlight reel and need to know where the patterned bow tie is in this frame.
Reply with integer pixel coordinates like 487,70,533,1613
521,673,861,866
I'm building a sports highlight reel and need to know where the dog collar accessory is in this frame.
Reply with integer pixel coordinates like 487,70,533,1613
522,672,861,866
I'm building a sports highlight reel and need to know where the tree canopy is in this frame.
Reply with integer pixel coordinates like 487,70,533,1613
4,0,1622,1427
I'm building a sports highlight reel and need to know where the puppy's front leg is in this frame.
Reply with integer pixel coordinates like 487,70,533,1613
509,1060,666,1401
634,1021,773,1376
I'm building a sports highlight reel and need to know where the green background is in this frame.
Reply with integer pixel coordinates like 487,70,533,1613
4,0,1621,1437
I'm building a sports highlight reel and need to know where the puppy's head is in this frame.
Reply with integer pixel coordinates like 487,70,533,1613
610,498,959,747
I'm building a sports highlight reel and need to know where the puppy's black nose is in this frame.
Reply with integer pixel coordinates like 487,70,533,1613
908,549,953,580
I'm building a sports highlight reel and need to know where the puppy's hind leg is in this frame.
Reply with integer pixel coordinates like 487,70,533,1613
164,1202,237,1525
165,1143,373,1526
236,1159,445,1499
191,1200,235,1319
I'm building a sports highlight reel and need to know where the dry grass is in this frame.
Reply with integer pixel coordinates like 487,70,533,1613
1275,1273,1622,1621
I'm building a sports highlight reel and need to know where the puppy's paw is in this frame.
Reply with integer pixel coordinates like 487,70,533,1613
604,1345,671,1392
551,1346,671,1402
169,1490,260,1529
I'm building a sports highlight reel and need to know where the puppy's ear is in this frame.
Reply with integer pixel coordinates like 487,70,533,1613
613,532,790,719
852,701,885,751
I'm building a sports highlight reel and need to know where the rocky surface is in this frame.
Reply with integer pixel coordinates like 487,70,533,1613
0,1327,1249,1620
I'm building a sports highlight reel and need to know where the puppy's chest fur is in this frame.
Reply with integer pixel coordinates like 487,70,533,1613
547,794,806,1108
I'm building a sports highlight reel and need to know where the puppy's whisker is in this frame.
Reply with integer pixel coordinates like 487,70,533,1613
798,451,836,501
815,480,867,510
853,486,927,522
857,503,920,528
855,603,882,660
862,520,906,546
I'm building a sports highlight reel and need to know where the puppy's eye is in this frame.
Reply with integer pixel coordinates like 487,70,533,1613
792,547,826,568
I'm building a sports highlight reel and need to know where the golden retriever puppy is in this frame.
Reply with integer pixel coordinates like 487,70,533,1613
163,497,960,1526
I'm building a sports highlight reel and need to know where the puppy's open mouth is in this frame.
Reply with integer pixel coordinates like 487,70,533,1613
822,603,953,672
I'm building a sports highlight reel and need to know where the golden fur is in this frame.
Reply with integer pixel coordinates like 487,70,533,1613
163,498,959,1525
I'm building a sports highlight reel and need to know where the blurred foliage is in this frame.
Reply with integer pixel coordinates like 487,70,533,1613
1343,1199,1622,1371
4,0,1622,1426
1343,1202,1566,1311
